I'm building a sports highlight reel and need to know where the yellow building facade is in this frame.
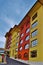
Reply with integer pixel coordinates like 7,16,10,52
28,0,43,62
5,0,43,62
10,25,20,59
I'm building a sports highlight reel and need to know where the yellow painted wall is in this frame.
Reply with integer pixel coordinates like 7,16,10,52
10,28,19,59
0,55,2,63
29,4,43,61
10,48,13,57
37,5,43,61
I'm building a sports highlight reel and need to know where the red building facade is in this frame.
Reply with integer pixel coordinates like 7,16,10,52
18,16,30,60
5,29,12,50
5,29,12,57
6,34,12,49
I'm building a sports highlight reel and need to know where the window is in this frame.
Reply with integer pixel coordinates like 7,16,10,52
24,53,28,58
26,28,30,33
25,44,29,49
25,36,30,41
31,39,38,47
32,13,37,21
31,50,37,58
31,30,38,37
16,37,19,40
15,48,18,52
18,54,21,59
16,43,18,46
0,50,4,53
19,47,22,51
15,55,18,59
20,40,23,44
18,33,19,36
32,21,38,28
21,33,24,37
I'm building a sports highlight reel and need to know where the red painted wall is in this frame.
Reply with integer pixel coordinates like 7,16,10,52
18,17,30,60
6,34,12,49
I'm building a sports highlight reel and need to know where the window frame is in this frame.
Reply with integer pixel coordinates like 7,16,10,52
20,40,23,44
31,29,38,37
31,39,38,47
32,20,38,29
24,52,28,58
15,48,18,52
26,28,30,33
16,42,18,46
32,13,37,21
19,46,23,51
21,33,24,37
30,50,37,58
25,35,30,41
24,44,29,49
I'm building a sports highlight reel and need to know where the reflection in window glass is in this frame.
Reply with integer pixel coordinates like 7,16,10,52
19,47,22,51
31,39,38,47
16,48,18,52
25,44,29,49
20,40,23,44
32,30,38,37
16,43,18,46
32,21,38,28
21,33,24,37
25,36,30,41
26,28,30,33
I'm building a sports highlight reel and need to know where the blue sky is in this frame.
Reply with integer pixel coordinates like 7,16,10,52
0,0,37,48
